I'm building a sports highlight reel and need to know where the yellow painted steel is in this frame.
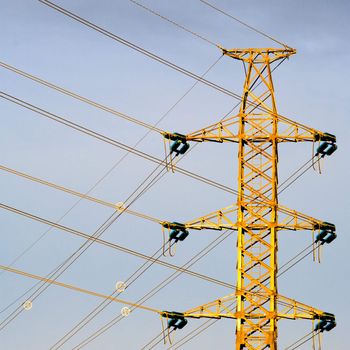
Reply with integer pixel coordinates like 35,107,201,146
183,204,334,232
161,293,332,321
234,47,281,349
164,47,336,349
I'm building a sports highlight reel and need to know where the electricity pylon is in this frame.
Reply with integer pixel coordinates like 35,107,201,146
161,47,337,349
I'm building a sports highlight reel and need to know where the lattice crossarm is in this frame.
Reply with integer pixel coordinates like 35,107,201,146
276,117,336,143
181,293,238,320
277,205,336,233
218,46,297,63
162,112,241,143
184,204,239,231
181,114,241,143
163,111,336,146
161,294,237,320
276,294,335,321
164,118,336,146
161,293,335,321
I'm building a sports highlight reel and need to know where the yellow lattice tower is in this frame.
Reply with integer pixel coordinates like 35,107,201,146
161,47,337,349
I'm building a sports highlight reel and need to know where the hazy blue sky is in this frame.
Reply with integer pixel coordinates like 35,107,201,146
1,1,349,349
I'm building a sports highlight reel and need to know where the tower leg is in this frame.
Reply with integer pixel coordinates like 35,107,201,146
235,50,279,349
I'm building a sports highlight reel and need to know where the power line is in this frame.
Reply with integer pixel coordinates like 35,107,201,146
3,241,318,350
278,156,317,193
3,153,318,229
158,225,328,349
278,158,320,196
2,183,320,344
1,144,241,330
0,54,230,333
2,2,330,348
0,64,164,134
169,315,225,350
38,0,299,132
0,264,160,314
76,238,323,349
0,106,322,328
51,231,233,349
284,330,318,350
128,0,217,46
1,55,314,225
0,202,232,290
163,242,323,349
2,14,330,348
0,150,320,316
38,0,244,102
0,159,170,322
0,53,222,284
199,0,291,48
277,243,322,279
0,38,228,330
0,55,221,129
144,327,176,350
0,156,176,330
1,152,179,321
76,236,309,350
49,242,175,349
39,0,315,135
0,51,281,145
49,150,325,347
1,90,321,210
0,163,161,224
0,91,238,195
0,91,165,165
141,328,172,350
49,102,252,349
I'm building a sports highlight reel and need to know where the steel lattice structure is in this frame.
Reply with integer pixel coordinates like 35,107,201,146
161,47,337,349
